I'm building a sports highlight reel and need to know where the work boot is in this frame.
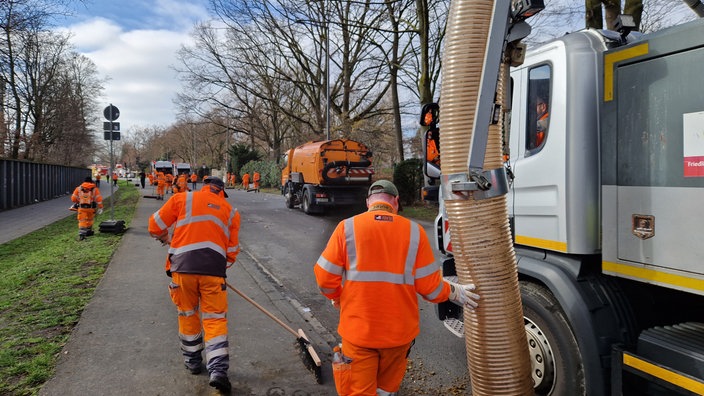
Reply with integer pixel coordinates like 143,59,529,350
208,373,231,393
185,362,203,375
86,229,94,236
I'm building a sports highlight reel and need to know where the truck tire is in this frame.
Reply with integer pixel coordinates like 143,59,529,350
521,281,586,396
284,183,295,209
302,188,313,214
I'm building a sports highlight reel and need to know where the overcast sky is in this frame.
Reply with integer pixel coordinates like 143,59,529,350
57,0,212,134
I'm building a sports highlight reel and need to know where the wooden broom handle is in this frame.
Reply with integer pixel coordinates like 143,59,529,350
225,281,299,338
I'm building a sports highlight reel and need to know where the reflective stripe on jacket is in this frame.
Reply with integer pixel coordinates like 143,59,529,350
314,209,450,348
148,190,240,277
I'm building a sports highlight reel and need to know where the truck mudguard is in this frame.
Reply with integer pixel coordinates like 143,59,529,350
516,249,637,396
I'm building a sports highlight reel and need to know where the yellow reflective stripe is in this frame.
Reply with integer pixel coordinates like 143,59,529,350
603,43,649,102
515,235,567,252
602,261,704,292
623,352,704,394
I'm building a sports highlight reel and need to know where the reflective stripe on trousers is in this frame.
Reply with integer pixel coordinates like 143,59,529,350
169,273,229,375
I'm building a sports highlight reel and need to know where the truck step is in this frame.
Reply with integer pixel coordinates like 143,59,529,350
637,322,704,380
443,318,464,338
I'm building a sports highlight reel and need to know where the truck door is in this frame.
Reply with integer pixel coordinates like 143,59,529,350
508,59,567,253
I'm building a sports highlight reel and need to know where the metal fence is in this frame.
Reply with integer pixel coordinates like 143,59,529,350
0,159,91,211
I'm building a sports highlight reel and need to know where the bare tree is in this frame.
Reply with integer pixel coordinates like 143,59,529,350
174,0,401,162
43,52,103,167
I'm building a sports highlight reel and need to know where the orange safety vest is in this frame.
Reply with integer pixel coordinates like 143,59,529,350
314,209,449,348
176,175,188,192
72,182,104,209
190,173,197,183
536,112,549,147
148,190,241,277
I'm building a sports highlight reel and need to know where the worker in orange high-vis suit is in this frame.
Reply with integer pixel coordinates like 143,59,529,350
165,172,174,194
241,172,250,190
111,172,118,186
148,176,240,393
156,171,166,200
175,173,189,193
314,180,479,396
71,176,104,240
252,171,261,192
190,172,198,190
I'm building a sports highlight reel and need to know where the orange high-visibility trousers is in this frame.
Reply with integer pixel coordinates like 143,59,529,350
77,208,96,230
168,272,229,374
336,340,413,395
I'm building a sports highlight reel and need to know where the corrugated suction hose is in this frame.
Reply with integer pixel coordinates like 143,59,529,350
440,1,533,395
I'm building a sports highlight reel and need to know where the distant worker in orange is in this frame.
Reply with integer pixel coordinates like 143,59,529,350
229,173,236,189
95,173,101,186
71,176,104,241
165,173,175,194
241,172,250,191
148,172,154,186
426,130,440,165
190,173,198,190
252,171,261,193
112,172,118,186
176,173,189,193
314,180,479,395
535,95,550,148
156,171,166,200
148,177,240,393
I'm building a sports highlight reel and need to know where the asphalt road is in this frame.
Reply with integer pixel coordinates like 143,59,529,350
229,188,472,395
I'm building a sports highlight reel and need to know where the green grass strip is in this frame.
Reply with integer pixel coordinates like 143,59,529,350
0,180,139,396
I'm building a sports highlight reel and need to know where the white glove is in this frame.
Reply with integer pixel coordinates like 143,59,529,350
97,208,103,215
331,298,340,310
447,281,480,309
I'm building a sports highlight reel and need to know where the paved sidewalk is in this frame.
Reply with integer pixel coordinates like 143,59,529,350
2,184,335,395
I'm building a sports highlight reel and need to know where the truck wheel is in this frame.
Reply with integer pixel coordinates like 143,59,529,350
521,281,585,396
284,184,295,209
302,188,313,214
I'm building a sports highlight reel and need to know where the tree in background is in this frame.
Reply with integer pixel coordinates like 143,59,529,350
240,159,280,189
0,0,104,166
228,143,262,177
393,158,424,206
585,0,643,30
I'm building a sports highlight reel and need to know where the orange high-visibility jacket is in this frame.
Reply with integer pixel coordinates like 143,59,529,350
176,174,188,192
314,209,450,348
190,173,197,183
71,182,104,209
148,190,240,277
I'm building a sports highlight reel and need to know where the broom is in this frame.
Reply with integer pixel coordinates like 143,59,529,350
225,281,322,383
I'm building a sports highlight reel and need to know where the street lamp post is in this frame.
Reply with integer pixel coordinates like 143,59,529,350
325,12,330,141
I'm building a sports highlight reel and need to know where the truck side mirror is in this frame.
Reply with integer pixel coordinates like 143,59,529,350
424,128,441,180
420,103,439,126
